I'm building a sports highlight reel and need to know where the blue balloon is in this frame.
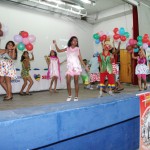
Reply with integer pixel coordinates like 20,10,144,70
95,39,100,44
119,27,125,35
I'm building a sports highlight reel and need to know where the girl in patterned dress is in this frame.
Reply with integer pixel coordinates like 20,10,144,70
53,36,89,101
132,48,148,91
0,41,17,100
20,51,34,95
45,50,61,93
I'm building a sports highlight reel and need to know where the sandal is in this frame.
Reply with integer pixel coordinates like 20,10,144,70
144,87,147,90
19,92,26,96
3,97,13,101
26,93,32,95
74,97,79,101
117,88,124,91
66,96,72,101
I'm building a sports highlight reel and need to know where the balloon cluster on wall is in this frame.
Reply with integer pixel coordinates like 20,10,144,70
93,31,108,44
0,22,8,38
126,34,150,53
14,31,36,51
113,27,130,41
93,27,130,44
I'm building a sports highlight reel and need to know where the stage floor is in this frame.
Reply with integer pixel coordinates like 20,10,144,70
0,84,141,111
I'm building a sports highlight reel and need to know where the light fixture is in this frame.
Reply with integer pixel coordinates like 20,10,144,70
46,0,65,5
70,5,84,10
29,0,87,16
123,0,139,6
80,0,91,4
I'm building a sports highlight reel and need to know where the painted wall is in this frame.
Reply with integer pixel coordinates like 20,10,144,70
0,2,93,69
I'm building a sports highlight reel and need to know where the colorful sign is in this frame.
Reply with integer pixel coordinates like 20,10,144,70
138,92,150,150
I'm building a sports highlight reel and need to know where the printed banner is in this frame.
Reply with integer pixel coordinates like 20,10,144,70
138,92,150,150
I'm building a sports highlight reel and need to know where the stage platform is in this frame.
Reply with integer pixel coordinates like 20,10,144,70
0,84,139,110
0,84,142,150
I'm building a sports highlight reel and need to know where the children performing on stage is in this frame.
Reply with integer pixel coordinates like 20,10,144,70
53,36,89,101
20,51,34,95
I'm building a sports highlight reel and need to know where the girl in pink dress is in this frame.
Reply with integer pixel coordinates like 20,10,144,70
53,36,88,101
46,50,61,93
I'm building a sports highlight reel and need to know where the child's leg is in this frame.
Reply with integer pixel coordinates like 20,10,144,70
107,73,115,95
20,78,27,94
74,75,79,97
137,75,142,90
0,76,7,94
66,74,72,96
49,77,55,92
141,74,147,89
54,76,58,92
99,72,106,96
5,76,12,98
26,76,34,94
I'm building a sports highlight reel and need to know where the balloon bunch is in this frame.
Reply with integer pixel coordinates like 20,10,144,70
113,27,130,42
137,34,150,50
93,31,108,44
14,31,36,51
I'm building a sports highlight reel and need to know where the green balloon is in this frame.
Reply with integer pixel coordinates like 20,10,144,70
17,42,25,51
137,36,142,41
93,33,99,39
137,41,143,46
124,32,130,38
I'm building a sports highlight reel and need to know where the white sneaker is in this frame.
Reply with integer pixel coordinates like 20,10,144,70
74,97,79,101
66,96,72,101
89,87,94,90
108,91,114,96
98,91,103,98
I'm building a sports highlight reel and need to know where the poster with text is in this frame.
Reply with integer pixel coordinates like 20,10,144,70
139,92,150,150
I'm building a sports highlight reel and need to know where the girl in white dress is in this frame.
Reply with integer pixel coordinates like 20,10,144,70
53,36,89,101
46,50,61,93
132,48,148,91
0,41,17,100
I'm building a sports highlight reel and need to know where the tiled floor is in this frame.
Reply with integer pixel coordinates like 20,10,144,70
0,84,142,111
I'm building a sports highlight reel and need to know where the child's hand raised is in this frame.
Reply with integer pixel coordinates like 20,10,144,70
53,40,56,45
110,54,114,59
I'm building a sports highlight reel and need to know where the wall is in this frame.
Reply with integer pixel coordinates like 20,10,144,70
0,2,93,69
93,4,133,52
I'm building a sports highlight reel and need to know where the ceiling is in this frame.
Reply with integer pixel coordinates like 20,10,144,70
82,0,125,15
1,0,126,15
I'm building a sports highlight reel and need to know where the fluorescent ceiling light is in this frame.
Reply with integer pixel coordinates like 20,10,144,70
30,0,87,16
46,0,65,5
80,0,91,4
71,5,84,10
123,0,139,6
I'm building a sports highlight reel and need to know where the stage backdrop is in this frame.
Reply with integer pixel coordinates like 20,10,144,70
0,62,76,94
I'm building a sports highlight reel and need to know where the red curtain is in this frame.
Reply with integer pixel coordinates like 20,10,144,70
132,6,139,85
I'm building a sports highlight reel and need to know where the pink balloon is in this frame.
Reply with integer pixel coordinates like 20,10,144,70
14,35,22,43
28,35,36,43
129,39,134,45
143,43,148,50
22,38,29,45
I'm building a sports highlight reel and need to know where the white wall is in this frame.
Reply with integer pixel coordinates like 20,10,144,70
0,2,93,69
0,2,134,69
93,4,133,52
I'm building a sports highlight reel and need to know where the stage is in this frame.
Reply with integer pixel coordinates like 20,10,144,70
0,84,139,110
0,84,141,150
